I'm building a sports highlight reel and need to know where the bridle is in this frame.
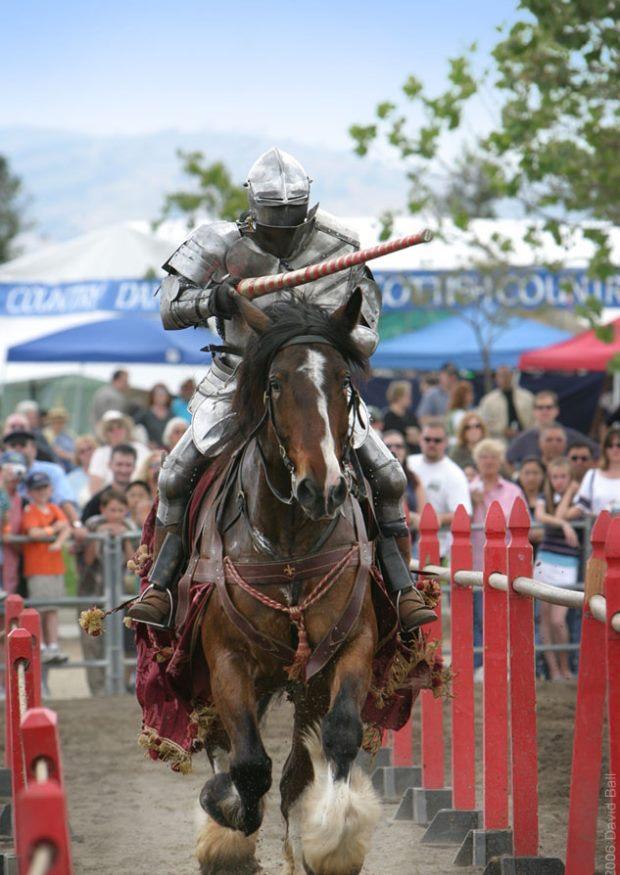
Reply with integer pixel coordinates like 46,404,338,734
257,334,367,506
216,332,368,563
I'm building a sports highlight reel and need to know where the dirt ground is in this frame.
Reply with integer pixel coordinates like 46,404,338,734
9,680,606,875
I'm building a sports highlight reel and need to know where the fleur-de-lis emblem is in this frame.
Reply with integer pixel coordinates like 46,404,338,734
283,564,296,579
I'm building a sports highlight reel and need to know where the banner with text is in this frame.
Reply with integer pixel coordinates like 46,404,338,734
0,269,619,317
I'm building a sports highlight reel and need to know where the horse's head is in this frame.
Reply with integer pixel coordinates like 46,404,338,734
234,290,368,521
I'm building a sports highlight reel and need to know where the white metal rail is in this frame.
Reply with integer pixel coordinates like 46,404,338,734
411,560,620,632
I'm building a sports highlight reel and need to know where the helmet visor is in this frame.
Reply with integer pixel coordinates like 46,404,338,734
252,202,308,229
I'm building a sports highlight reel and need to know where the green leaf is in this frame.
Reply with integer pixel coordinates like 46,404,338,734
402,75,423,99
595,325,614,344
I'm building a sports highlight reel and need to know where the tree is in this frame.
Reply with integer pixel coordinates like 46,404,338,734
350,0,619,363
156,150,247,227
0,155,26,264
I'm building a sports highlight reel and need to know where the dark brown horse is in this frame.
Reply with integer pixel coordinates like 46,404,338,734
195,290,381,875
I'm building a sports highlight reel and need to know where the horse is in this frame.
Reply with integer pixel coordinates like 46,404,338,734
194,288,382,875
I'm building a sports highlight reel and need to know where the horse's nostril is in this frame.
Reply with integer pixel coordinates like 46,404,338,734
327,477,348,513
297,477,318,506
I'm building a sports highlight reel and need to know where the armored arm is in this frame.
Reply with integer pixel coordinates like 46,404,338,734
159,221,241,330
159,276,213,330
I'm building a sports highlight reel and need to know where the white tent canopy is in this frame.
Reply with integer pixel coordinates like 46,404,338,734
0,223,200,389
0,223,174,282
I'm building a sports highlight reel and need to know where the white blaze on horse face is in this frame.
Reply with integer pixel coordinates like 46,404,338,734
299,349,342,488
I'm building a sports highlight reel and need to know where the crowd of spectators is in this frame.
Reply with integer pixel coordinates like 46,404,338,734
0,369,192,693
374,363,620,681
1,361,619,692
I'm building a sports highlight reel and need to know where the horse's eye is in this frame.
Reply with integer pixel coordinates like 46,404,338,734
342,375,351,390
270,377,282,393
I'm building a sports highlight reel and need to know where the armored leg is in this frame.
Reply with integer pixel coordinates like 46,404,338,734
357,428,436,631
127,429,209,627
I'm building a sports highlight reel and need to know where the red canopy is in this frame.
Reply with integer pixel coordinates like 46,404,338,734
519,318,620,372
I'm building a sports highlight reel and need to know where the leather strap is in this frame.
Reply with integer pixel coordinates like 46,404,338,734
193,544,357,586
306,497,372,679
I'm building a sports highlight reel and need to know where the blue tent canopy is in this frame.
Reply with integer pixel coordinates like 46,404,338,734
371,313,572,371
7,316,218,365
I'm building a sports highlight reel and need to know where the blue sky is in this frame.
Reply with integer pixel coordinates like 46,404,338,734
1,0,519,148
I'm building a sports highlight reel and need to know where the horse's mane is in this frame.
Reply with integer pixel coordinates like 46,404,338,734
231,294,369,442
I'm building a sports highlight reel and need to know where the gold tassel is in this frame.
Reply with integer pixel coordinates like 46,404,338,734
127,543,152,574
79,607,106,637
362,723,383,756
138,727,192,774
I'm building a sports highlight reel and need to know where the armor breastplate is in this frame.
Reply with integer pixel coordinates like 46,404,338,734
222,209,380,353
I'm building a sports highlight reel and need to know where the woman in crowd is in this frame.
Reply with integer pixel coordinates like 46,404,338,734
162,417,189,452
449,411,487,470
447,380,474,443
534,457,580,681
469,439,522,676
382,430,426,535
42,407,76,472
134,383,173,447
382,380,419,453
126,480,153,528
516,456,546,547
89,410,150,495
560,423,620,518
469,439,522,569
136,449,165,498
66,435,98,509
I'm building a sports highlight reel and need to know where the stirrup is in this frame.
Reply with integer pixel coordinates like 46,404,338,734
130,584,176,630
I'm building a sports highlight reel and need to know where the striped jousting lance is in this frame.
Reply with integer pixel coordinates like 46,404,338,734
235,228,433,299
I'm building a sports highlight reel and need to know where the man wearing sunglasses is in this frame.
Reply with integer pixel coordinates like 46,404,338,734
506,390,599,469
407,420,472,557
567,443,593,484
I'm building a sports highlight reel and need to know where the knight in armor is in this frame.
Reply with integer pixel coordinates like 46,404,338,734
127,148,435,631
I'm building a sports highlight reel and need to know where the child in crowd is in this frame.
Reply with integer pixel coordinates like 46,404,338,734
534,457,579,680
21,471,72,665
79,489,137,695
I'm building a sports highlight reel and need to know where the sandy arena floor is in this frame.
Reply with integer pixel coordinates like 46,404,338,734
4,678,604,875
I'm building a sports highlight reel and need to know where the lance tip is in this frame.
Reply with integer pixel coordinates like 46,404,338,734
422,228,434,243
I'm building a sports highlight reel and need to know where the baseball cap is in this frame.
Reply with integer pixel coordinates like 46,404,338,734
25,471,51,490
3,430,36,446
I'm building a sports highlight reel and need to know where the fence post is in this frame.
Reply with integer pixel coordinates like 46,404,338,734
110,534,126,695
482,501,509,832
420,504,481,846
566,511,610,875
604,517,620,875
454,501,515,868
506,498,540,857
2,595,24,785
18,610,42,709
19,708,64,785
102,533,126,695
410,504,453,826
7,628,34,856
450,505,475,813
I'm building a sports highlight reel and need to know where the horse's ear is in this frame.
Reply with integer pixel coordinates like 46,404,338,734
332,287,363,334
235,294,273,335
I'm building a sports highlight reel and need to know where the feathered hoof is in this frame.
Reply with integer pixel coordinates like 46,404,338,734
196,811,259,875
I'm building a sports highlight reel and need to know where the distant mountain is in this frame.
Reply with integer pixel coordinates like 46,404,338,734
0,126,408,242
